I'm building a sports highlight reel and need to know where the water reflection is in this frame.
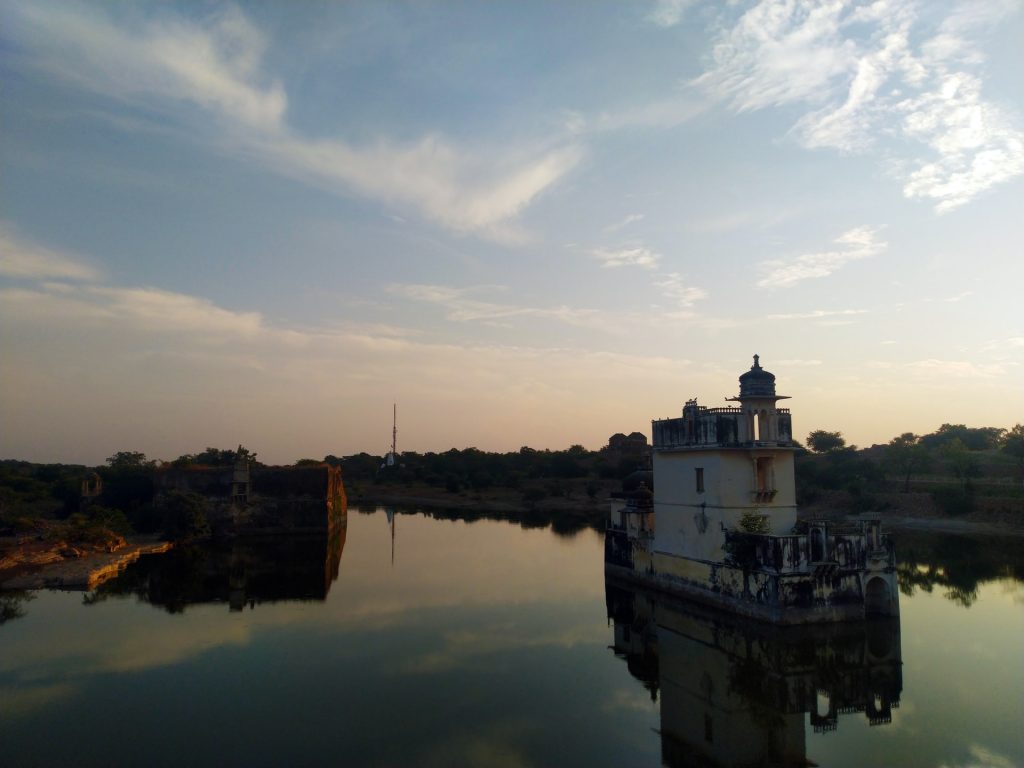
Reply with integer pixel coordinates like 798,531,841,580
892,529,1024,607
85,525,346,613
606,581,903,768
368,504,602,537
0,590,35,625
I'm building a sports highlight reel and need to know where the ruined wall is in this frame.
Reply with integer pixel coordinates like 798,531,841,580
154,464,346,535
608,517,900,623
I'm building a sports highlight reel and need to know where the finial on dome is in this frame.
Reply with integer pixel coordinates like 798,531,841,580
752,354,760,369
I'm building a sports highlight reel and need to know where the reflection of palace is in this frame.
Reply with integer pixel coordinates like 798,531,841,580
88,517,346,613
607,581,903,767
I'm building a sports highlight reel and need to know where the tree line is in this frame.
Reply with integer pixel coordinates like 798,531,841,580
799,423,1024,515
2,422,1021,540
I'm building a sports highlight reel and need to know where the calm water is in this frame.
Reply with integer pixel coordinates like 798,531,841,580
1,509,1022,767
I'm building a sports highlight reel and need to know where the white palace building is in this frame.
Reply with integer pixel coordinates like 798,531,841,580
605,356,900,624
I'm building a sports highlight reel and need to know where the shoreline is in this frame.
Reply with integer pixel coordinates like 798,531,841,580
0,536,173,591
2,497,1019,593
353,488,1024,536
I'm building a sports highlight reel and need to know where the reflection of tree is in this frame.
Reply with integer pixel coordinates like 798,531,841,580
413,505,600,536
894,530,1022,608
0,590,35,625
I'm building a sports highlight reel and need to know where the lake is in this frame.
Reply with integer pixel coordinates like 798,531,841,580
1,508,1022,767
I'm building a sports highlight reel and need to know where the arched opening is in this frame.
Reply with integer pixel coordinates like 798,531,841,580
865,577,890,616
815,691,831,717
810,528,825,562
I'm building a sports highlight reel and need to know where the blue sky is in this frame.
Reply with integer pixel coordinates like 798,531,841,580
1,0,1022,464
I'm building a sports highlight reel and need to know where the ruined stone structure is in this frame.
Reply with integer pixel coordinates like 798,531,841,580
606,357,899,623
154,458,346,536
607,581,902,766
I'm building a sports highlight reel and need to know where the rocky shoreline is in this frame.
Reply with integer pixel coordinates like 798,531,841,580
0,536,173,590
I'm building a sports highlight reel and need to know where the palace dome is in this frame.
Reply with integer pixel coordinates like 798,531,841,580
738,354,776,398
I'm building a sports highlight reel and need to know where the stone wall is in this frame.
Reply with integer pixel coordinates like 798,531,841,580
154,464,346,535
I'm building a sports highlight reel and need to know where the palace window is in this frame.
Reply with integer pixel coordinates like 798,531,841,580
695,467,705,493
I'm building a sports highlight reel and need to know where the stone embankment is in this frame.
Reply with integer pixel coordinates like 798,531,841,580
0,537,172,590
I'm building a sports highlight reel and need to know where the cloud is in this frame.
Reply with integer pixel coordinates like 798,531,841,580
758,226,886,289
905,359,1006,378
0,225,98,281
647,0,698,28
692,1,857,113
16,3,286,132
387,283,615,331
6,4,580,239
693,0,1024,211
0,281,302,344
589,246,661,269
939,743,1018,768
653,272,707,307
0,683,76,718
898,73,1024,212
943,290,975,302
768,309,868,320
603,213,645,233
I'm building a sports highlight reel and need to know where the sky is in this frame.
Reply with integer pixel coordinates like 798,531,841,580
1,0,1022,465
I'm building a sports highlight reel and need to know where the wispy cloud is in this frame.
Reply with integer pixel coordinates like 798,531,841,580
943,290,975,303
693,0,1024,211
7,4,580,239
0,283,299,344
0,224,98,281
387,283,615,331
898,72,1024,212
768,309,869,320
776,359,823,366
603,213,646,233
646,0,698,28
906,359,1006,378
653,272,707,307
589,246,661,270
758,226,886,289
692,1,857,113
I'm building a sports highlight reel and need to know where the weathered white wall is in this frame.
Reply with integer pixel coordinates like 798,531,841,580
653,449,798,561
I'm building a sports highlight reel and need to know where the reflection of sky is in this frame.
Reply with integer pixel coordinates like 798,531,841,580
0,511,658,767
1,511,1021,767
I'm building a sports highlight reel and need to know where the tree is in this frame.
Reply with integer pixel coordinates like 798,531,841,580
161,491,211,541
939,438,980,492
807,430,846,454
885,433,931,492
106,451,153,469
1002,424,1024,489
921,424,1006,452
188,446,258,467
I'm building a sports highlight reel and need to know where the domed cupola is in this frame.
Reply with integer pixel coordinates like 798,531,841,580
738,354,776,398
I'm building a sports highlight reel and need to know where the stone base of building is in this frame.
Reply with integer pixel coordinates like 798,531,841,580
605,557,898,625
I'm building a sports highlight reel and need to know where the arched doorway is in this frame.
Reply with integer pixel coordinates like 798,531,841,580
865,577,890,616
